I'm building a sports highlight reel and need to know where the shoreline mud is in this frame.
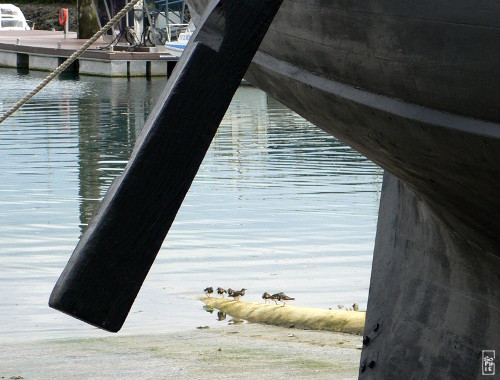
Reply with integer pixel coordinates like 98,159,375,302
1,323,362,379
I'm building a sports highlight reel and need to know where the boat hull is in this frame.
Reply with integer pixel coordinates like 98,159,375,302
191,0,500,123
188,1,500,378
245,56,500,378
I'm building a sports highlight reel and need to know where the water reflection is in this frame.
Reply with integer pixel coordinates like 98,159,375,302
75,77,162,233
0,68,382,342
77,91,103,232
203,305,214,314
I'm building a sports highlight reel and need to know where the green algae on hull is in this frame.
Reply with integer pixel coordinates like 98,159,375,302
201,298,365,335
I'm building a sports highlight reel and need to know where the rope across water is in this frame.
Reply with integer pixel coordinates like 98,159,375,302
0,0,141,125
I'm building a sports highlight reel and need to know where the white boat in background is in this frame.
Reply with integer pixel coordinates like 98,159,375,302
0,4,30,31
164,22,194,57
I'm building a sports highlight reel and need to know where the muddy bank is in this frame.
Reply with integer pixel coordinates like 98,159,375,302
0,324,362,379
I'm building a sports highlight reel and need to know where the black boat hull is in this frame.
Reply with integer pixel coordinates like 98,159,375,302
187,1,500,378
245,54,500,378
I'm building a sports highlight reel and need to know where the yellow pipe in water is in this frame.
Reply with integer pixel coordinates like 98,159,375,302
202,298,365,335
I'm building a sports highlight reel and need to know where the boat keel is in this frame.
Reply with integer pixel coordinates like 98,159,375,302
360,172,500,379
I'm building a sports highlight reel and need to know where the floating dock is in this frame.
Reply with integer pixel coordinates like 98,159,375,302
0,30,179,77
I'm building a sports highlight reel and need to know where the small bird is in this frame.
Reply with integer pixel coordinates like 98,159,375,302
270,292,284,305
227,288,234,297
337,304,344,310
262,292,271,303
278,293,295,306
352,302,359,311
204,287,213,297
229,288,246,301
217,287,227,298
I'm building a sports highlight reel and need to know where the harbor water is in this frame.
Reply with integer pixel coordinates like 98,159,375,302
0,68,383,342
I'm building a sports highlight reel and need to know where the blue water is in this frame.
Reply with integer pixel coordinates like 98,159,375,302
0,68,383,342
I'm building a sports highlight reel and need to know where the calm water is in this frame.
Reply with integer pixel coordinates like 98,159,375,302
0,68,383,342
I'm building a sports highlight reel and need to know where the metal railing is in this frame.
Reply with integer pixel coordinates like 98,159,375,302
165,22,189,42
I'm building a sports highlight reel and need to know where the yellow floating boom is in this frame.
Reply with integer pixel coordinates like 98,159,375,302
202,298,365,335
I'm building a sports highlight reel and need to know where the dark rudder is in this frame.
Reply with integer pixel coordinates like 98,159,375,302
49,0,283,332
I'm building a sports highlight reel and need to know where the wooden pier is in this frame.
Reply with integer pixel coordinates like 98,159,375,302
0,30,178,77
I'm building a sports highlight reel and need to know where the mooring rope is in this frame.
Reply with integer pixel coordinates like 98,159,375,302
0,0,140,125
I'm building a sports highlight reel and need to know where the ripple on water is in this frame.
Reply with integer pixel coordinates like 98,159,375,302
0,68,382,342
